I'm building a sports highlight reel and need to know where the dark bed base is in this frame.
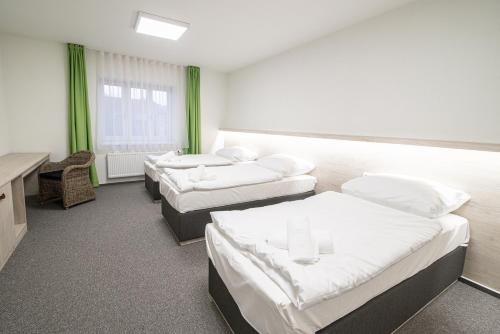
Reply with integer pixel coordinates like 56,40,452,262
145,173,161,201
209,245,467,334
161,191,316,244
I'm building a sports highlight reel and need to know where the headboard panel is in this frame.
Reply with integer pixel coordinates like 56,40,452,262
223,130,500,291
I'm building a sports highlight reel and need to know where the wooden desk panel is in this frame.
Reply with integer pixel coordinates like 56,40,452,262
0,152,49,271
0,153,49,187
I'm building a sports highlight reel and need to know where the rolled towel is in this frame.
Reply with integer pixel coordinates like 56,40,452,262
287,217,319,264
199,165,216,181
188,165,205,182
189,165,217,182
171,173,194,192
266,229,334,254
316,230,335,254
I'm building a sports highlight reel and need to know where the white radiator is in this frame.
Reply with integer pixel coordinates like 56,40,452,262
106,152,162,178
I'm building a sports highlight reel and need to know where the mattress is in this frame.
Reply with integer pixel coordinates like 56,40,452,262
144,160,159,181
206,207,469,334
159,174,317,213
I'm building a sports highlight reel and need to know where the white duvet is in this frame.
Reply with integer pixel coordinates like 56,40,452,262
211,191,442,310
154,154,232,168
164,163,283,192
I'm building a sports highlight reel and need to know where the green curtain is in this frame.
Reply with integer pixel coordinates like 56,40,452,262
186,66,201,154
68,43,99,187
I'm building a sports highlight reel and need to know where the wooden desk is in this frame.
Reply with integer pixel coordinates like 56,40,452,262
0,153,49,271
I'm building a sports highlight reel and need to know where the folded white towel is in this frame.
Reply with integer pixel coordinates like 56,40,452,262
189,165,203,182
188,165,216,182
266,229,334,254
287,217,319,264
149,151,176,164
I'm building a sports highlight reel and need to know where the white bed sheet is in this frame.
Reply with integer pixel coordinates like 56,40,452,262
206,210,469,334
144,160,159,181
159,174,316,213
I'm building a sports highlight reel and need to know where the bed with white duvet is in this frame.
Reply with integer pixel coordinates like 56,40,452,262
160,154,317,244
206,174,471,334
144,147,257,200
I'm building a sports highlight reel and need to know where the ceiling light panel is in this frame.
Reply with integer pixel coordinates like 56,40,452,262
135,12,189,41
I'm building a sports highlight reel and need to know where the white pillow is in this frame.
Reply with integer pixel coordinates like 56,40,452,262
215,146,258,162
257,154,315,177
341,173,470,218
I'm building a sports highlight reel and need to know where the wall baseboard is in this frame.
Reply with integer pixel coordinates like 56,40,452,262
100,179,144,186
459,276,500,299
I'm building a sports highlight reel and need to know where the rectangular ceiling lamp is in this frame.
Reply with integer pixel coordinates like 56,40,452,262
135,12,189,41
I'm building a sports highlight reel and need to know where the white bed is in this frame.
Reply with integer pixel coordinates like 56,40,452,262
159,167,317,213
159,162,317,244
159,162,316,213
144,153,234,200
144,160,161,182
206,192,469,334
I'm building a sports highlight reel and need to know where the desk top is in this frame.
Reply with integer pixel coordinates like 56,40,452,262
0,153,49,187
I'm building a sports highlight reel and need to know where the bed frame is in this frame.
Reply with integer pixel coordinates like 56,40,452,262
145,173,161,201
209,245,467,334
161,191,316,245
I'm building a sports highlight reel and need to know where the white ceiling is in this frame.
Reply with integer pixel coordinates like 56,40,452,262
0,0,416,72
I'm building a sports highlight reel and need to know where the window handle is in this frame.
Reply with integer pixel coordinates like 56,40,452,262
0,193,5,201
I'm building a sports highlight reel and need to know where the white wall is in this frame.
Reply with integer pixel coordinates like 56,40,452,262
0,33,227,186
0,39,10,156
200,68,226,153
225,0,500,144
0,34,69,161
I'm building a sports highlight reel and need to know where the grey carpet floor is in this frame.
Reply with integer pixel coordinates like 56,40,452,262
0,182,498,334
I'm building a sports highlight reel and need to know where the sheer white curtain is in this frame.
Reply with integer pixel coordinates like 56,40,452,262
96,51,187,152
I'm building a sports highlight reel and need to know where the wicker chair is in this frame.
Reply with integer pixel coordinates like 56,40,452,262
39,151,96,209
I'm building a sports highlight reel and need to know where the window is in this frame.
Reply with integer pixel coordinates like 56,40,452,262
96,52,187,152
130,87,146,100
103,84,122,98
100,82,171,142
